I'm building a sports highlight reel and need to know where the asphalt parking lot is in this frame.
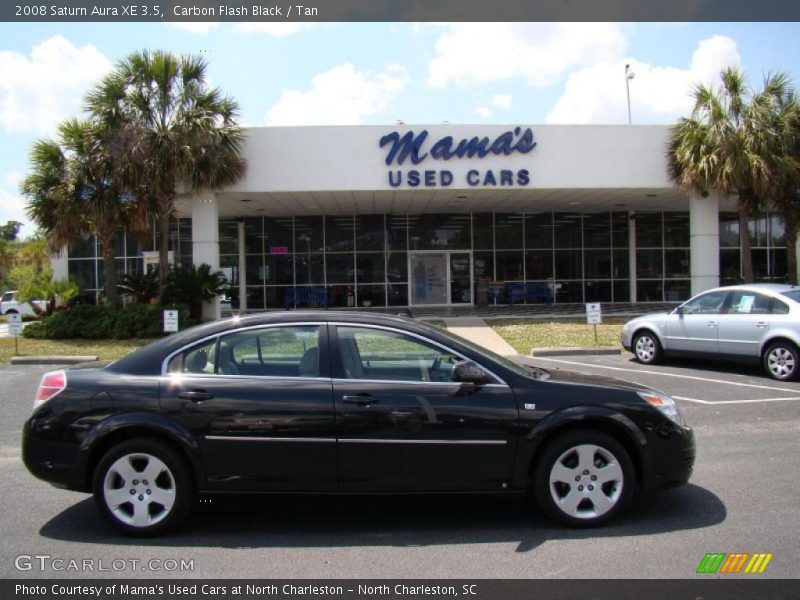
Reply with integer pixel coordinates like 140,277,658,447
0,359,797,579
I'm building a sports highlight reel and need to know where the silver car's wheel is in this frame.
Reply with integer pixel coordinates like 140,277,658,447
102,453,176,527
532,431,635,527
93,438,194,536
548,444,624,520
633,331,662,364
764,343,799,381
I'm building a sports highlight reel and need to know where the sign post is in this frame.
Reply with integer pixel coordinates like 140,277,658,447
585,303,602,345
7,313,22,355
163,309,179,333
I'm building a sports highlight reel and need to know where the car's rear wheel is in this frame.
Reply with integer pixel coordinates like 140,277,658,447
633,330,662,364
763,341,799,381
93,438,193,536
533,430,635,527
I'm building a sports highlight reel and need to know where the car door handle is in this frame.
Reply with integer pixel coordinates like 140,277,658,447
342,394,377,406
707,321,718,327
178,390,214,401
756,321,768,328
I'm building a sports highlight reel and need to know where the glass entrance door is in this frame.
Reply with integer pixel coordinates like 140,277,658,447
409,252,472,306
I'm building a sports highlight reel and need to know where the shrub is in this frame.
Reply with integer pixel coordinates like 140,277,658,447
22,303,196,340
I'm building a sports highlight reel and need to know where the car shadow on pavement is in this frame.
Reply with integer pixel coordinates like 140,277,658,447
39,483,725,553
624,355,769,380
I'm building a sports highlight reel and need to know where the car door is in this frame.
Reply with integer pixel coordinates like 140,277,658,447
160,323,336,492
664,290,730,354
716,290,773,357
330,324,518,492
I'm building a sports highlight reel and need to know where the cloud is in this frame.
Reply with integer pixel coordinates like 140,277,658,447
427,23,627,88
264,63,408,126
546,35,741,124
0,35,112,135
491,94,513,110
474,107,492,118
233,23,317,37
169,22,221,34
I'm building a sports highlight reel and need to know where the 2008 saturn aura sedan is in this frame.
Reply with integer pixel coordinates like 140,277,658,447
23,312,694,536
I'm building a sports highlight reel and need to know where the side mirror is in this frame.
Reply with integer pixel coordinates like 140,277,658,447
452,361,493,386
673,305,684,315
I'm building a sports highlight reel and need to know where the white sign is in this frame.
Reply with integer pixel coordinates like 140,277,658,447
7,313,22,335
586,303,602,325
163,310,179,333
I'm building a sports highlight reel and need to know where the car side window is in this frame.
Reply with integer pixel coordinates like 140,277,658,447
770,298,790,314
1,292,12,302
336,326,463,382
727,291,771,315
682,291,728,315
167,339,218,374
217,325,321,378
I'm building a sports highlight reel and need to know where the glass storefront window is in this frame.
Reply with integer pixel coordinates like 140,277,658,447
409,214,471,250
636,249,663,279
295,253,324,285
524,213,553,249
387,252,408,285
495,251,524,280
584,280,612,302
637,280,663,302
243,218,262,254
553,213,582,248
612,249,629,278
719,213,740,247
665,249,690,278
386,215,408,251
326,253,355,284
555,249,582,279
472,213,493,250
525,250,553,280
664,213,690,247
294,216,324,253
218,219,239,255
494,214,523,249
356,215,385,251
325,215,355,252
611,212,629,248
583,213,611,248
584,249,611,279
636,212,662,247
263,217,294,252
664,280,690,302
356,253,385,283
357,284,386,308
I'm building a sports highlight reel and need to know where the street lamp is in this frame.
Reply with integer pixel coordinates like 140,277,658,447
625,64,635,125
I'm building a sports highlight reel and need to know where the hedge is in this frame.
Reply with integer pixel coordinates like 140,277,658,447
22,304,197,340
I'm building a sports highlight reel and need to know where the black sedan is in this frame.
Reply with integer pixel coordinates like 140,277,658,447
22,312,695,536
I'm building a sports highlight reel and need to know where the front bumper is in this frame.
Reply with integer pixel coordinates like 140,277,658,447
620,329,632,351
641,424,695,492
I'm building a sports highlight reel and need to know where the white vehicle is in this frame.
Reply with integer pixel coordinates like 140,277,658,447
0,290,46,317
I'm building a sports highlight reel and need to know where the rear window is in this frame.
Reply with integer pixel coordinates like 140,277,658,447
1,292,12,302
780,290,800,303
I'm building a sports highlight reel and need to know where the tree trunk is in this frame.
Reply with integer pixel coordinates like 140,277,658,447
738,190,754,283
158,206,171,300
99,233,119,306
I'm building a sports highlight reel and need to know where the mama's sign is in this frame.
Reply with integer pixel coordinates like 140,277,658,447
379,127,536,188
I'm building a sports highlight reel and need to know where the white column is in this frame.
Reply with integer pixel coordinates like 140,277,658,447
690,192,720,296
51,247,69,281
237,219,247,313
628,211,637,302
191,190,221,321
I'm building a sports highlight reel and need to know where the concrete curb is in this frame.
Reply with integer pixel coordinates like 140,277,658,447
10,356,99,365
531,347,622,357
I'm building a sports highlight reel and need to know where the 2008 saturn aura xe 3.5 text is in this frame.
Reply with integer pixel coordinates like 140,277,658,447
23,312,694,536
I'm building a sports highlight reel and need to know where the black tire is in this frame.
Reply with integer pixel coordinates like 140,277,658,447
632,330,662,365
762,341,799,381
92,438,194,536
4,309,17,315
532,430,635,528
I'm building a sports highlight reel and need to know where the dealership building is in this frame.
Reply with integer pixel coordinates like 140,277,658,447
52,124,788,318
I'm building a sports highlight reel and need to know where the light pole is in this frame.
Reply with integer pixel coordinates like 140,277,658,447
625,64,635,125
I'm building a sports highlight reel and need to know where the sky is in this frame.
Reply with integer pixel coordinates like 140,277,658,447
0,21,799,236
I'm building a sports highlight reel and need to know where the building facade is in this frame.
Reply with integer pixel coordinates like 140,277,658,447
52,124,789,317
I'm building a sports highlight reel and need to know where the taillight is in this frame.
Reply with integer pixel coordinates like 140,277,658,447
34,370,66,411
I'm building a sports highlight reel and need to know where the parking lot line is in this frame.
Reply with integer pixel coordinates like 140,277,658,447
673,395,800,405
533,357,794,393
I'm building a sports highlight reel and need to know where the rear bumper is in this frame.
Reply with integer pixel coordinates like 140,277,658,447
22,416,88,492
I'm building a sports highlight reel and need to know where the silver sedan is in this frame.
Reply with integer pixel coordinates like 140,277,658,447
621,284,800,381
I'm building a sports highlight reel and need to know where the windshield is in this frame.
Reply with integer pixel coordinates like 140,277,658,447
415,321,550,381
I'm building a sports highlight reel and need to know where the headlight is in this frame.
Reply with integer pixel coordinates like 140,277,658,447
637,391,685,426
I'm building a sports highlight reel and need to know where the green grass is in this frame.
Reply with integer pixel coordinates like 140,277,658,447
488,317,628,353
0,338,154,364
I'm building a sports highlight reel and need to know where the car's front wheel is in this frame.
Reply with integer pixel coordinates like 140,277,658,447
93,438,194,536
763,341,799,381
533,430,635,527
632,330,662,365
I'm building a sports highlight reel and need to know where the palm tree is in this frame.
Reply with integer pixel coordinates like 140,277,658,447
163,263,229,321
21,118,129,305
668,68,794,283
85,50,246,297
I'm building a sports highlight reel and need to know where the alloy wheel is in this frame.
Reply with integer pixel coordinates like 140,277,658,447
102,453,176,528
548,444,624,519
766,346,796,380
635,335,656,362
